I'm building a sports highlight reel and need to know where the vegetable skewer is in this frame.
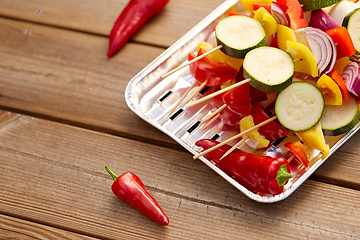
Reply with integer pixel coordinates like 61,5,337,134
193,116,277,159
185,79,251,109
220,115,270,159
161,45,223,79
168,81,197,116
219,136,248,160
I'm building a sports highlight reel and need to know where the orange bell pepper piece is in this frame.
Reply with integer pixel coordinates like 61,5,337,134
284,141,310,167
276,0,308,30
329,69,351,100
325,27,356,59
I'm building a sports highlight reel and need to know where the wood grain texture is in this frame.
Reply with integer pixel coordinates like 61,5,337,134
0,112,360,239
0,214,99,239
0,0,225,47
0,17,180,148
1,0,360,238
1,17,360,190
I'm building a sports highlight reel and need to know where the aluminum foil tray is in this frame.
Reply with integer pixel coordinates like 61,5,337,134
125,0,360,203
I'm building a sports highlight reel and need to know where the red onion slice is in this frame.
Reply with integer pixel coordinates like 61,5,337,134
271,2,289,26
350,54,360,63
309,9,338,32
295,27,337,75
342,62,360,97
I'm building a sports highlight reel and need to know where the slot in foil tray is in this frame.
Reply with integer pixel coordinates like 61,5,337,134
125,0,360,203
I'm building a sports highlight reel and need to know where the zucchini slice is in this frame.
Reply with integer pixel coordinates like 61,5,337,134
215,15,265,59
243,46,294,93
298,0,341,11
275,82,324,132
320,95,360,136
342,8,360,53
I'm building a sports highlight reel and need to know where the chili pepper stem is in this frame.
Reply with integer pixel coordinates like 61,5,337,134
105,166,120,181
276,164,299,187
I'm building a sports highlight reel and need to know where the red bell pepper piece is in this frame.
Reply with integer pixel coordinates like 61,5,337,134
284,141,310,167
250,85,268,102
325,27,356,59
329,69,351,100
236,69,268,102
253,3,271,13
250,102,288,142
210,94,243,127
222,81,251,117
195,139,297,195
188,48,238,86
107,0,169,57
105,166,169,226
276,0,308,30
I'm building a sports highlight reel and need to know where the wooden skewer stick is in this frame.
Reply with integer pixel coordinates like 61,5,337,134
161,45,223,79
168,81,197,116
200,113,221,133
183,80,208,106
185,79,251,109
193,116,277,159
219,136,248,160
200,104,227,125
287,155,295,163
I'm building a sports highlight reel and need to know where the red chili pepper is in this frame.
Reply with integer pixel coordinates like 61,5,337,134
107,0,169,57
276,0,308,30
195,139,297,195
325,27,356,59
250,102,288,142
105,166,169,226
253,3,271,13
329,69,351,100
188,48,238,86
284,141,310,167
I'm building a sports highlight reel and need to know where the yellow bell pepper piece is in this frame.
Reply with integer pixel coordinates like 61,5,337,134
253,7,277,37
333,57,350,75
197,41,243,71
240,115,270,149
286,40,318,77
295,122,329,155
277,24,297,52
240,0,272,13
316,74,343,106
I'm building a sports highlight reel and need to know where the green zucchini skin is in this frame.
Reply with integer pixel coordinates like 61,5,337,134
323,111,359,135
244,69,293,94
342,8,360,52
275,82,325,132
321,96,360,136
298,0,341,11
218,37,266,59
243,47,294,94
215,15,266,59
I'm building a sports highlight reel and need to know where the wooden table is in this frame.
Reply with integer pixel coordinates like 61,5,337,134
1,0,360,239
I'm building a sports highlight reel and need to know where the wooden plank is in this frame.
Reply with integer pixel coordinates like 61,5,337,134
314,135,360,189
1,16,360,190
0,214,99,239
1,111,360,239
0,17,180,148
0,0,225,47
